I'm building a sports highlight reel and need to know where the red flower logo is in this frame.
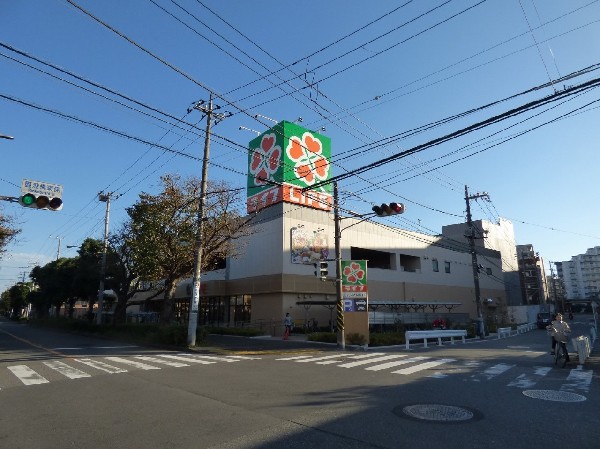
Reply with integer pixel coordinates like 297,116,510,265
343,262,365,284
249,133,281,186
286,132,330,186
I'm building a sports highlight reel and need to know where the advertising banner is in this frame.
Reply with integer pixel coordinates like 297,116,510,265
246,121,332,213
341,260,368,312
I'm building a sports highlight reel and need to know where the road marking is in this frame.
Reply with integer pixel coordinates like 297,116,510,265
393,359,455,375
157,354,217,365
43,360,92,379
507,366,551,388
134,356,189,367
8,365,49,385
276,355,316,361
338,354,408,368
294,354,349,363
469,363,514,382
365,356,428,371
182,354,241,363
105,357,161,371
74,358,128,374
560,367,593,394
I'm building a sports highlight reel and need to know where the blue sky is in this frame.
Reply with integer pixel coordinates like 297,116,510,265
2,0,600,292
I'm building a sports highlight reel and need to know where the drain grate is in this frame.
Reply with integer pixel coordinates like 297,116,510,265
395,403,482,423
522,390,586,402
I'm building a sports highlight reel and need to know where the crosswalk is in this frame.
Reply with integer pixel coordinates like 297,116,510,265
0,353,258,390
275,352,594,393
2,351,594,395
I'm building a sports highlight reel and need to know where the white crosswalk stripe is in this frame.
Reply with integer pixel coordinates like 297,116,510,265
134,356,189,367
365,356,428,371
392,358,456,375
560,367,593,394
507,366,551,388
469,363,515,382
8,365,49,385
75,358,128,374
43,360,92,379
105,357,161,371
184,354,241,363
338,355,408,368
157,354,217,365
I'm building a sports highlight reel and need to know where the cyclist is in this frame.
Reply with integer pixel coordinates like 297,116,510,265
547,313,571,362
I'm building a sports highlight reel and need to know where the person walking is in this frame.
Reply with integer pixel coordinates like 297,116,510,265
283,312,293,340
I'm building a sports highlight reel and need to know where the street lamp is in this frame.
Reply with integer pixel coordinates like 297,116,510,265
0,134,14,140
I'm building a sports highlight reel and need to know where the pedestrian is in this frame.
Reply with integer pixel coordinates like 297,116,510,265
283,312,293,340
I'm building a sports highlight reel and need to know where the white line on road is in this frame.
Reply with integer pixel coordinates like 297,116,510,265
105,357,161,371
393,358,456,375
157,354,217,365
134,356,189,367
8,365,49,385
365,357,429,371
43,360,92,379
507,366,551,389
74,358,128,374
339,354,408,368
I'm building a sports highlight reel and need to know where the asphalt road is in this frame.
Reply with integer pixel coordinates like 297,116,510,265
0,316,598,449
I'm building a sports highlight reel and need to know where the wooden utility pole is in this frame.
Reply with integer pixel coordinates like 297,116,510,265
465,186,489,339
187,95,231,346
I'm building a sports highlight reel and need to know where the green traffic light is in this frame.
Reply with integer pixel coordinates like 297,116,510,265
21,193,35,206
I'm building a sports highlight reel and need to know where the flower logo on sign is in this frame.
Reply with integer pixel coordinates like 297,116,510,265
343,262,365,284
286,132,330,187
249,133,281,186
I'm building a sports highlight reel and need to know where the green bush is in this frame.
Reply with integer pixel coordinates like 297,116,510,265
28,318,206,347
206,326,263,337
307,332,337,343
346,332,367,346
369,332,405,347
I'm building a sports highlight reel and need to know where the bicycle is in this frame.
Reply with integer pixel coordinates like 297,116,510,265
551,329,571,368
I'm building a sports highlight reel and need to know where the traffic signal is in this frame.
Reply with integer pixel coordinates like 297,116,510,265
372,202,404,216
19,193,63,211
314,261,328,280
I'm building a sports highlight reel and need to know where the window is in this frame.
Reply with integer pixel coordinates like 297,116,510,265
444,261,451,273
350,247,395,270
399,254,421,272
432,259,439,272
486,267,492,275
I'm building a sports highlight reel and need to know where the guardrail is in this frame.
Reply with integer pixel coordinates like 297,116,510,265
517,323,536,333
405,329,467,349
497,327,512,338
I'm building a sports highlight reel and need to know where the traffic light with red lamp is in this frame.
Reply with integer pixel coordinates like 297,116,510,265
372,202,404,216
19,193,63,211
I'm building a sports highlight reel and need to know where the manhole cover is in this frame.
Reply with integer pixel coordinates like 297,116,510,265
395,404,481,423
522,390,586,402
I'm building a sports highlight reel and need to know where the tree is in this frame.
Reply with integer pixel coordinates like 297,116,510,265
107,223,142,325
30,258,76,318
72,238,104,318
0,210,20,257
125,174,254,325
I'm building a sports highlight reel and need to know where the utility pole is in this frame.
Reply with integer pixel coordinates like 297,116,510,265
333,182,345,349
187,94,231,346
548,261,561,312
56,237,62,260
96,192,112,325
465,185,489,339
